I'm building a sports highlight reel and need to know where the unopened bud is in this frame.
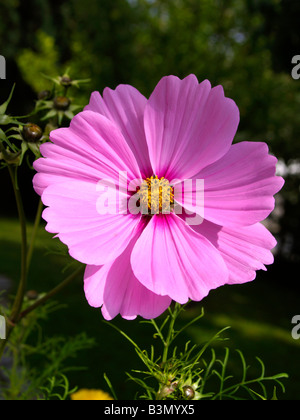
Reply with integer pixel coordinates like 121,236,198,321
60,76,73,87
182,385,195,400
38,90,51,100
26,290,39,300
22,123,43,143
157,385,175,399
53,96,71,111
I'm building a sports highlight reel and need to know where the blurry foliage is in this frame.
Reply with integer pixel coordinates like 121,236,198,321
17,30,61,93
0,299,95,400
0,0,299,257
106,304,288,400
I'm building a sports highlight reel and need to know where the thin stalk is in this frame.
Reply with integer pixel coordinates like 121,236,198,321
17,265,84,321
162,303,182,363
150,319,167,346
0,266,84,361
7,165,28,322
0,165,28,359
26,199,44,269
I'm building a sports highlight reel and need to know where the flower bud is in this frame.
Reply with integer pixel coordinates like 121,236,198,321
53,96,71,111
157,385,175,399
26,290,39,300
60,76,73,87
182,385,195,400
22,123,43,143
38,90,51,100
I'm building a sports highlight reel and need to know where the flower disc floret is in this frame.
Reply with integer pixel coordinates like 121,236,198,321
139,176,174,215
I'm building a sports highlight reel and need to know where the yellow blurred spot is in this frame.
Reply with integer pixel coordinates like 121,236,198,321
71,389,113,401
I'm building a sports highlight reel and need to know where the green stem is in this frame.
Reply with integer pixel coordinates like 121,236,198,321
17,265,84,321
150,319,167,346
162,303,181,363
0,165,28,360
0,266,84,361
7,165,28,322
26,199,44,269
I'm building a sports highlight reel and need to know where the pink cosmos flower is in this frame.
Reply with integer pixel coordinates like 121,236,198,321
33,75,284,320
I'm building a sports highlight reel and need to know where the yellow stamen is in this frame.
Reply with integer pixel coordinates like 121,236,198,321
139,176,174,215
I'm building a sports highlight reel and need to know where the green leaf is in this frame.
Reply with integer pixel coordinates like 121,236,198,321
40,109,57,121
64,110,74,120
0,128,7,141
271,387,278,401
0,114,17,125
0,84,15,115
103,373,118,400
18,141,29,166
27,142,41,159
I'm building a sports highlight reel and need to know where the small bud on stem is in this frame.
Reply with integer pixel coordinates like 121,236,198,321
60,76,73,87
22,123,43,143
38,90,51,100
53,96,71,111
182,385,195,400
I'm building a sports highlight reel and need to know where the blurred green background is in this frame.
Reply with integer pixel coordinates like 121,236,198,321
0,0,300,400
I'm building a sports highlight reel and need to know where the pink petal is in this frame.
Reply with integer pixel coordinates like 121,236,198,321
131,213,229,304
144,74,239,180
178,141,284,227
84,235,172,320
42,179,140,265
85,85,152,177
192,219,277,284
33,110,141,195
84,264,108,308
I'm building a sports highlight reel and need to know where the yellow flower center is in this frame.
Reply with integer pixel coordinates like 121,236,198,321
139,176,174,215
